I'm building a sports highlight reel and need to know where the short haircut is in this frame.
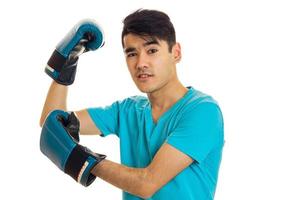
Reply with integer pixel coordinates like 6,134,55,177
122,9,176,52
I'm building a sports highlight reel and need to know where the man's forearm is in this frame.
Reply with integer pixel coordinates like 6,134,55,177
40,81,68,126
91,159,156,199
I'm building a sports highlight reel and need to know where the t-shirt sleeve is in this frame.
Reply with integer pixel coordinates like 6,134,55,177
87,101,121,137
166,102,224,164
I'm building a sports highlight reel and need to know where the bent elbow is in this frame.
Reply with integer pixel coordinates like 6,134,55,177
137,186,157,199
39,118,44,128
39,114,48,127
136,170,160,199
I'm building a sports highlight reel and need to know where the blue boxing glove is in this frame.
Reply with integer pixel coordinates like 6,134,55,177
45,19,105,85
40,110,106,186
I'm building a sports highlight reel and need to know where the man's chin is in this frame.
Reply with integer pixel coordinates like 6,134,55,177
137,85,156,94
138,88,152,94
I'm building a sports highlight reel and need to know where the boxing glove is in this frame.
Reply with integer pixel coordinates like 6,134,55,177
40,110,106,186
45,19,105,85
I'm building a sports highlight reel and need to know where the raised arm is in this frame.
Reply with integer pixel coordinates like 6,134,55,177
39,84,101,135
39,19,105,135
39,81,68,127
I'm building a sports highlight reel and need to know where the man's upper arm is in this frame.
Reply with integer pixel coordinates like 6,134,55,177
145,143,193,193
75,109,102,135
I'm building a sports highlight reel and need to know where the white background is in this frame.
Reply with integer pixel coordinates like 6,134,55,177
1,0,300,199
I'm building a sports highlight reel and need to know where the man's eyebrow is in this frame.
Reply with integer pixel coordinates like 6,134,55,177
143,40,160,47
124,47,136,54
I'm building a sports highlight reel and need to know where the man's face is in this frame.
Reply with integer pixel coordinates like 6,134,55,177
123,34,181,94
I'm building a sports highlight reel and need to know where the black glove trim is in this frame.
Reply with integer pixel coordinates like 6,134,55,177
64,144,106,186
47,50,67,72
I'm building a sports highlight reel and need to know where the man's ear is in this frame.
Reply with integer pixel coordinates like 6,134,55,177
172,42,182,63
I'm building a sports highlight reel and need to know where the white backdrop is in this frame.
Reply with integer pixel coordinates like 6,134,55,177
1,0,300,199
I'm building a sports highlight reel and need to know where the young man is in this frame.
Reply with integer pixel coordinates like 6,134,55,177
40,9,224,199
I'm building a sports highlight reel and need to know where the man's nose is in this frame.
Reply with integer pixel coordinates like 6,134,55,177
136,51,149,70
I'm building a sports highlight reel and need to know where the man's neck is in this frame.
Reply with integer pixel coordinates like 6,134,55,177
147,81,188,112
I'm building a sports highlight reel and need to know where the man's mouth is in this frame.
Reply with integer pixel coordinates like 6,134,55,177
137,73,154,79
138,74,153,78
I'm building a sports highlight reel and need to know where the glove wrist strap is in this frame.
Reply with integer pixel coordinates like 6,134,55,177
64,145,106,186
47,50,67,72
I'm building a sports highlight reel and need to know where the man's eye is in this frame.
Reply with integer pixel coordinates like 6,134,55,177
148,49,158,54
127,53,137,58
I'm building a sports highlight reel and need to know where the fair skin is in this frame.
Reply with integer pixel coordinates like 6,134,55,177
39,33,193,198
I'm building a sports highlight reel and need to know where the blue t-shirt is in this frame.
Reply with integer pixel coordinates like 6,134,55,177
87,87,224,200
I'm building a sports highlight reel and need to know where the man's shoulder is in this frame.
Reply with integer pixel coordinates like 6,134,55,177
187,87,219,107
181,87,222,119
116,95,149,111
